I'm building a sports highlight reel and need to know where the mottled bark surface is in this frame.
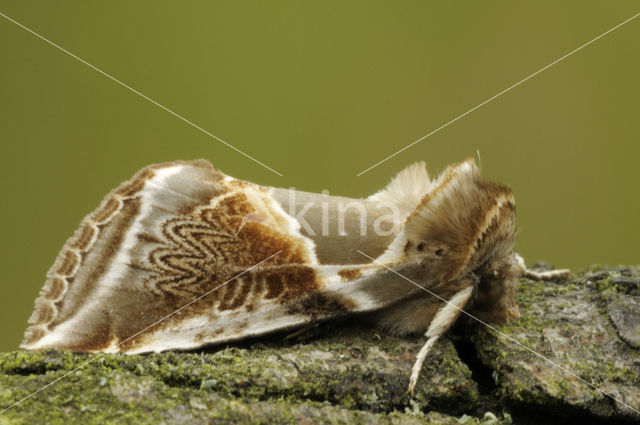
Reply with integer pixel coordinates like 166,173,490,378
1,264,639,424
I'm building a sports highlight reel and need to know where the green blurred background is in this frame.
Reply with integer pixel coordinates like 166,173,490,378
1,2,638,351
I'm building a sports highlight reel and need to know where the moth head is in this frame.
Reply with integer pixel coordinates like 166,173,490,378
402,158,521,321
469,252,523,322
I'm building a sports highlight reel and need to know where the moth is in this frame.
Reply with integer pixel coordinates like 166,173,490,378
22,158,568,394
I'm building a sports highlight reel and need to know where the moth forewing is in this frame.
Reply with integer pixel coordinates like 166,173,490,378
22,157,566,394
268,188,401,265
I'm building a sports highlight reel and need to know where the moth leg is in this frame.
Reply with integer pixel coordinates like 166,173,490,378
408,335,441,396
283,323,320,341
407,285,474,395
514,253,570,281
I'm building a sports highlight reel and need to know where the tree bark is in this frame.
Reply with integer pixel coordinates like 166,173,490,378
1,264,639,424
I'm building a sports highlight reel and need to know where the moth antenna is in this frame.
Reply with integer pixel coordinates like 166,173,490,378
407,285,474,396
523,268,571,281
476,149,482,169
514,253,570,281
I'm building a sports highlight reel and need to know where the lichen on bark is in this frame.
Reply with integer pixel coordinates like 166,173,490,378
1,264,639,424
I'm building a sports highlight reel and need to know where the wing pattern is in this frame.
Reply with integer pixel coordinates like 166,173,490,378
22,160,326,352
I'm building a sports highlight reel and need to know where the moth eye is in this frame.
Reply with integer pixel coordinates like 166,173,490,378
417,243,425,252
